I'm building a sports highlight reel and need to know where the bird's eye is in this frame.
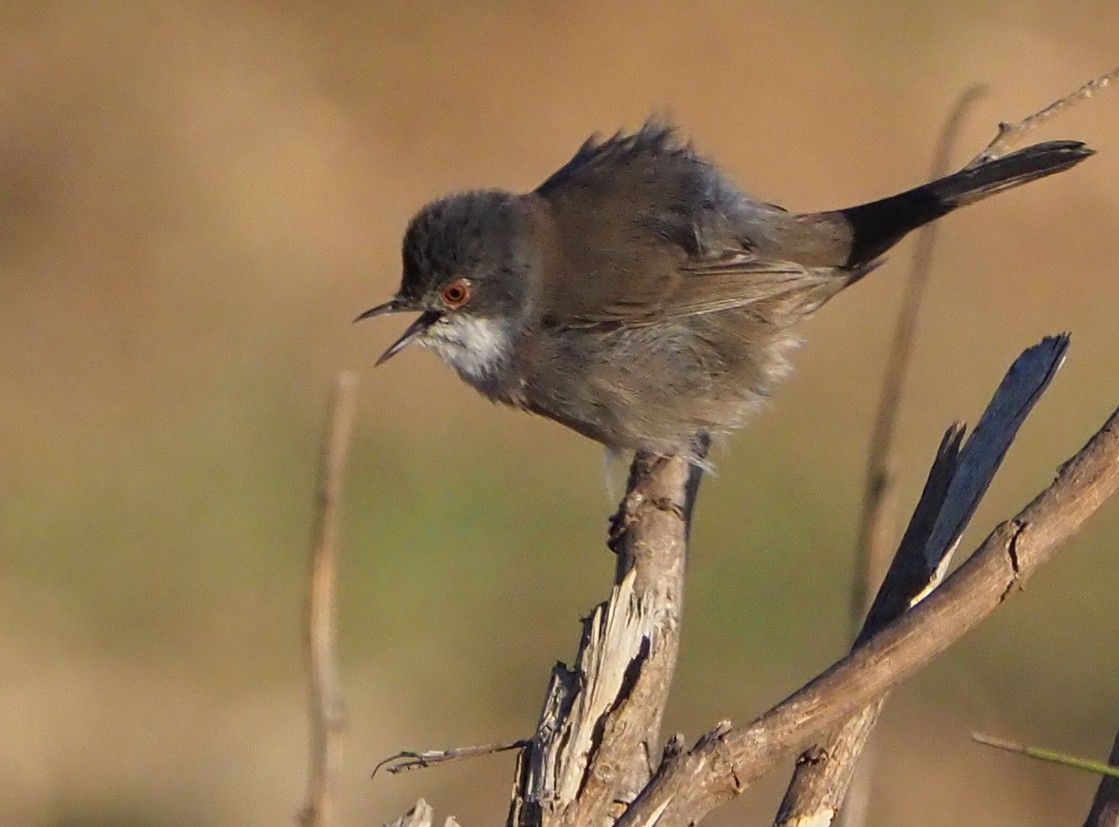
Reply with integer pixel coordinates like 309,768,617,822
438,278,473,308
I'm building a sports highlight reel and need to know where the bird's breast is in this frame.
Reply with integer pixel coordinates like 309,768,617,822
423,314,517,400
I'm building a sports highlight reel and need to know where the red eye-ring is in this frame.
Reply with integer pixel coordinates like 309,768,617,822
438,278,472,308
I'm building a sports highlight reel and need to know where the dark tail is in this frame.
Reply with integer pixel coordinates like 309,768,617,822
840,140,1093,267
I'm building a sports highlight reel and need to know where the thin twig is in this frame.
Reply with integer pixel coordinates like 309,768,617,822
301,372,359,827
973,733,1119,779
968,66,1119,166
373,740,529,778
851,83,986,624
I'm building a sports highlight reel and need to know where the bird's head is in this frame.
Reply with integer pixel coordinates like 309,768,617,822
357,190,542,387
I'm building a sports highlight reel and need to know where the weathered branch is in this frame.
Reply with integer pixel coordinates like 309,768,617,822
618,349,1119,826
375,740,527,778
775,424,962,827
507,437,708,827
777,336,1067,825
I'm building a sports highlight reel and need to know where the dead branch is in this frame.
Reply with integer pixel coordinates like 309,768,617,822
375,741,528,778
780,64,1115,823
775,424,963,827
507,438,708,827
777,334,1068,825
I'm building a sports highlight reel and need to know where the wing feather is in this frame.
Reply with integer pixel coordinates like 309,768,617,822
532,121,851,328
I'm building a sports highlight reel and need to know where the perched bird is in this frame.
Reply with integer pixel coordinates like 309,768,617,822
359,122,1091,462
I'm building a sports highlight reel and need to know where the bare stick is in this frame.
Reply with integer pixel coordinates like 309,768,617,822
969,66,1119,166
618,345,1119,827
1085,728,1119,827
508,436,707,827
301,372,359,827
373,740,528,778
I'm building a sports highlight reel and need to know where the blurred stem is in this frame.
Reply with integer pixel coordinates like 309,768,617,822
973,733,1119,779
301,372,358,827
851,84,987,622
841,87,985,827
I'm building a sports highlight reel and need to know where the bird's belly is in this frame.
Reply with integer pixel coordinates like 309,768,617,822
521,319,802,456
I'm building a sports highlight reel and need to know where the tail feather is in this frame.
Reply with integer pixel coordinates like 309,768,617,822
840,140,1093,267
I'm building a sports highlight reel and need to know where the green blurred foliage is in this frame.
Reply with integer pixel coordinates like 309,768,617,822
2,2,1118,825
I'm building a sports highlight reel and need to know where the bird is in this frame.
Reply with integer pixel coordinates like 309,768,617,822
358,121,1091,463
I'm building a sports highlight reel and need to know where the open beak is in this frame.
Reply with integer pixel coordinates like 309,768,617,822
355,299,442,366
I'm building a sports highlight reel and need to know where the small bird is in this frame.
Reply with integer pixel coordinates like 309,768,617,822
358,122,1091,462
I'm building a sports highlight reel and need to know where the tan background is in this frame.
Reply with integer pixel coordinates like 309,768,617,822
2,3,1118,825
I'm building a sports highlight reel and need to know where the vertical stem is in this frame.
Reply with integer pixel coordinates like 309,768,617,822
302,372,358,827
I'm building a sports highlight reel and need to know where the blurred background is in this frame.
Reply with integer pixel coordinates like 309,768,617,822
2,2,1118,825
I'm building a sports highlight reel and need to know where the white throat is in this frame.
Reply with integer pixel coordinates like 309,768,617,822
421,314,513,396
